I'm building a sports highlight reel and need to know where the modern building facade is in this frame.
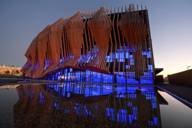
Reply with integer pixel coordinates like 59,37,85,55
22,5,155,84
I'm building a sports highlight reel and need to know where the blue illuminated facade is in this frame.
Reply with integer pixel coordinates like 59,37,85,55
45,47,154,84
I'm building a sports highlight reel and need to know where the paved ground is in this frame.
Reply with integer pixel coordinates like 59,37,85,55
158,84,192,107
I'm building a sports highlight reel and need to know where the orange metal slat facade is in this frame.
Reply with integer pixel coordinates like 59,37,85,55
22,6,155,84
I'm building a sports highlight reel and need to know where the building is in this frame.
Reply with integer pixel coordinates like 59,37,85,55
0,64,22,76
22,5,155,84
168,69,192,86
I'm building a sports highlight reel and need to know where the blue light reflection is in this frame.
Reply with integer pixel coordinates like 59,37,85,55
44,83,160,127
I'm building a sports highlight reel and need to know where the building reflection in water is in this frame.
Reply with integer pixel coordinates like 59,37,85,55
14,83,162,128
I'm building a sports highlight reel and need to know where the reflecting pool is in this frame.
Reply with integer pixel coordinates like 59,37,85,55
0,83,192,128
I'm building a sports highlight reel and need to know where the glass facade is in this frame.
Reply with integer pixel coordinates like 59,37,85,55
45,47,154,84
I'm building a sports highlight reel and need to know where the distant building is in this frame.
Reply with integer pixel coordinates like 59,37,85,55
22,5,155,84
168,69,192,86
0,65,22,76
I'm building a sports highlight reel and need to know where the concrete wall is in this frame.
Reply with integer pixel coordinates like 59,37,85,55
168,69,192,86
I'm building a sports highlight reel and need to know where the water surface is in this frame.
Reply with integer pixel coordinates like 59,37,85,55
0,83,192,128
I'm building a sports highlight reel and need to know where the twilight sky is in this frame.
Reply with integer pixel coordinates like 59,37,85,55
0,0,192,76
